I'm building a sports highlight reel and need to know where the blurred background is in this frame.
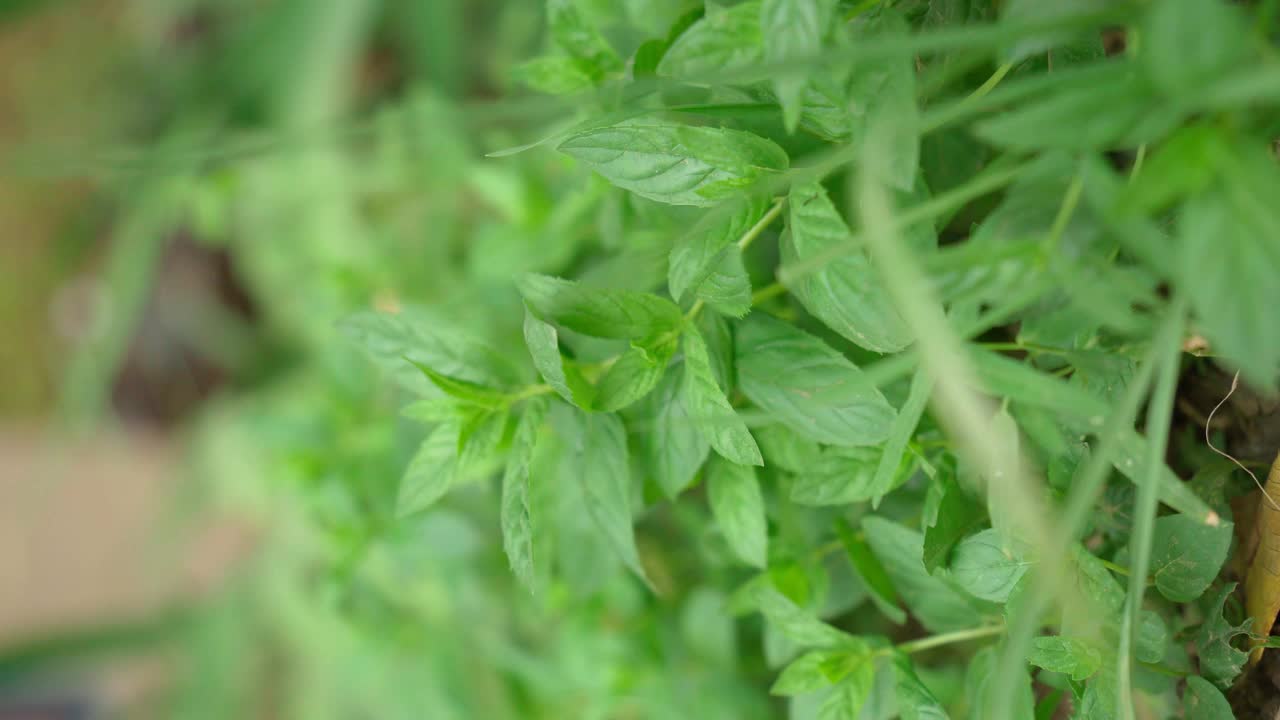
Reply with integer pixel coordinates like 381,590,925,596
2,1,764,718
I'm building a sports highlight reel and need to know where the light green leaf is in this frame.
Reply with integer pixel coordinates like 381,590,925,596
851,12,919,190
893,654,949,720
1195,583,1249,689
501,397,549,592
1183,675,1234,720
518,273,683,339
788,446,879,505
683,327,763,466
736,314,896,447
1137,609,1168,664
1027,636,1101,682
635,363,711,497
398,422,461,517
566,409,649,584
949,529,1033,603
548,0,621,76
707,457,768,568
522,307,593,408
922,474,986,574
669,196,768,302
756,424,822,473
760,0,829,132
862,516,987,633
871,371,932,506
657,1,763,80
782,181,912,353
750,583,851,647
558,119,788,206
511,56,595,94
818,672,875,720
456,407,509,469
966,646,1034,720
772,643,872,697
1149,514,1233,602
695,245,752,317
594,335,675,411
1142,0,1248,97
409,360,509,408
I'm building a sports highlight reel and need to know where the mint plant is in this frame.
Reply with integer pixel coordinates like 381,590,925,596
188,0,1280,718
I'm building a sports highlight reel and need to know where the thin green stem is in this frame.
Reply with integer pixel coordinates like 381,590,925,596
960,61,1015,107
751,281,787,306
896,624,1006,655
507,384,554,405
1117,297,1186,720
1099,559,1131,577
1045,173,1084,253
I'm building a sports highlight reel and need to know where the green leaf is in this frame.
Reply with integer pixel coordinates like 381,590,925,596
657,1,763,80
782,181,913,353
966,645,1035,720
1137,609,1168,664
862,516,987,633
850,12,919,190
668,196,768,303
750,583,851,647
398,422,461,516
1027,636,1102,682
922,474,986,574
683,327,763,466
788,446,880,506
837,519,907,625
818,672,876,720
949,529,1033,603
736,314,896,447
871,371,932,506
565,409,649,584
1183,675,1234,720
547,0,621,76
1195,583,1249,689
1149,514,1233,603
1177,154,1280,388
341,308,521,391
756,424,822,473
999,0,1111,61
635,363,711,497
695,245,752,317
760,0,829,132
558,119,788,206
1141,0,1248,97
1075,667,1119,720
973,64,1162,151
523,307,594,408
409,360,509,408
518,273,683,339
501,397,548,592
892,654,949,720
456,407,509,470
707,457,768,568
594,335,675,411
511,56,595,94
772,643,872,696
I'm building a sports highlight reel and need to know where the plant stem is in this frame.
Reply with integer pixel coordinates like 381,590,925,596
897,624,1006,655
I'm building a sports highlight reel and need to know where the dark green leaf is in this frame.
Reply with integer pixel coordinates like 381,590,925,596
922,474,986,574
1149,514,1233,603
518,273,683,339
837,519,907,625
707,457,768,568
547,0,621,76
683,327,763,466
523,307,594,408
557,119,788,206
501,397,548,592
760,0,830,132
736,314,896,447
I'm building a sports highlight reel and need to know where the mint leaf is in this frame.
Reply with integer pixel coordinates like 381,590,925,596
398,422,461,516
523,307,593,408
635,364,711,498
772,643,872,697
871,371,932,506
657,1,763,80
1027,636,1102,682
669,196,769,303
949,529,1033,604
683,327,763,466
760,0,830,132
707,456,768,568
1141,0,1248,97
1183,675,1233,720
922,473,985,574
518,273,683,339
547,0,621,77
782,181,912,353
594,335,675,411
501,397,548,593
892,654,948,720
837,520,907,625
565,409,649,584
862,516,987,633
1149,513,1233,603
695,245,752,317
736,314,896,447
557,119,788,206
341,308,522,391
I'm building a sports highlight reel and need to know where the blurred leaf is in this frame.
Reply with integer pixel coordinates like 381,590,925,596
923,474,986,574
1183,675,1234,720
501,397,549,592
707,457,768,568
862,516,987,633
398,422,462,516
658,0,763,80
760,0,831,132
837,520,907,625
565,409,650,584
1027,636,1102,682
518,273,684,339
1141,0,1248,97
594,335,676,411
948,529,1032,603
634,363,710,497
